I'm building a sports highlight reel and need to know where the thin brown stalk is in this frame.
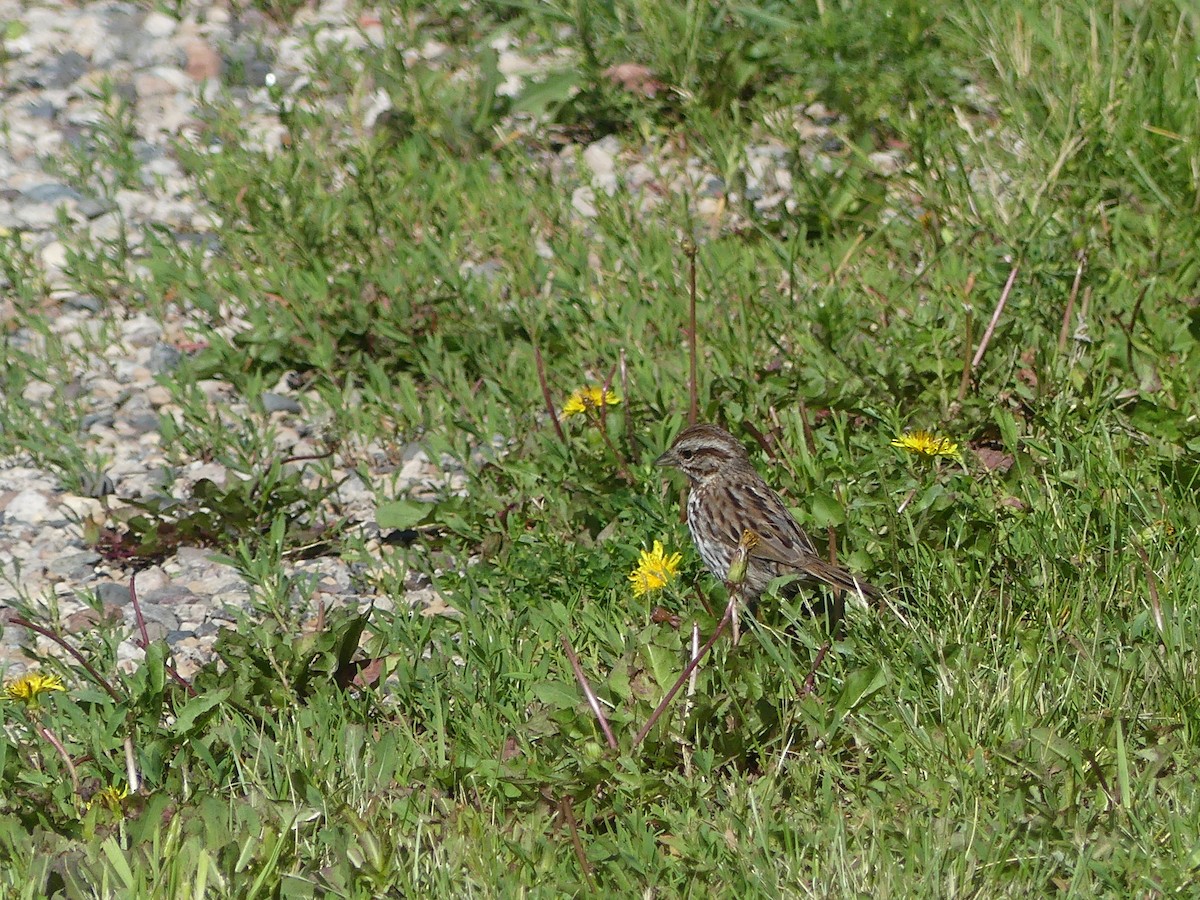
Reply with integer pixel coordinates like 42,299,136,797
1082,749,1120,810
1122,282,1152,371
130,575,197,697
1132,542,1164,637
797,398,817,456
596,364,633,482
1057,253,1086,355
685,240,699,426
561,637,617,750
619,349,638,463
799,641,831,699
956,306,975,403
534,341,567,446
36,722,80,796
634,533,755,747
129,573,151,649
1079,285,1092,327
971,263,1020,371
559,796,594,886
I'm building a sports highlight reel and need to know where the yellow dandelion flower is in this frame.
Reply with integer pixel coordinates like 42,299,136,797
629,541,682,597
87,784,129,814
4,672,66,705
563,386,620,418
891,430,960,459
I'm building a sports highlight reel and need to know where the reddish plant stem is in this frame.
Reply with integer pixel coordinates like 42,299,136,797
130,575,197,697
559,796,594,886
971,263,1020,371
1056,253,1086,355
561,637,618,750
799,641,831,699
596,364,633,482
36,721,80,796
534,341,567,445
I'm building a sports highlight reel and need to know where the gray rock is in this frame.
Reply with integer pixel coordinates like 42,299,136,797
126,603,180,632
77,197,117,219
46,550,102,579
24,100,58,120
261,392,302,414
33,51,90,89
24,183,83,204
141,586,198,606
65,294,104,312
148,343,182,373
81,411,116,430
3,490,57,525
121,412,162,435
96,582,134,606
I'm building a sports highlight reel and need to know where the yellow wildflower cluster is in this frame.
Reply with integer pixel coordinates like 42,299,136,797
563,386,620,417
891,430,960,459
629,541,682,596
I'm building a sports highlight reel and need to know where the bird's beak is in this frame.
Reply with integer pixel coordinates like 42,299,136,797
654,449,675,467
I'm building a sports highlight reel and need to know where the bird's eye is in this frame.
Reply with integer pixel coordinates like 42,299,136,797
679,448,696,459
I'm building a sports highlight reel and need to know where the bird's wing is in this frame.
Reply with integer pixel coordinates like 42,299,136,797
736,481,821,565
743,481,879,598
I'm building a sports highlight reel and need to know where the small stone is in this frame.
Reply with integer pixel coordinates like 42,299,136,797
65,294,103,312
96,582,134,606
40,241,68,271
583,136,620,194
133,567,169,592
141,586,197,606
24,183,82,204
78,470,116,498
81,411,116,430
22,381,55,403
24,100,57,120
184,38,222,81
123,315,163,347
4,490,56,525
119,412,161,435
77,197,116,219
46,550,101,579
64,605,121,633
35,51,90,89
261,392,301,414
571,186,597,218
145,385,172,407
18,203,65,228
175,546,216,567
142,10,177,38
60,494,104,519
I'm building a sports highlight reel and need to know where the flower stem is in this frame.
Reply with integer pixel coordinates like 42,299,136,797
561,637,618,751
35,721,80,797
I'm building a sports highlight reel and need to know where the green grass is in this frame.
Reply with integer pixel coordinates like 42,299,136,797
3,0,1200,894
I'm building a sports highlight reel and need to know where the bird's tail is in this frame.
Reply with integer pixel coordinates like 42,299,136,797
806,558,880,602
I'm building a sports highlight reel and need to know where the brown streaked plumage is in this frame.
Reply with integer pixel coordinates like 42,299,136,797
655,423,878,604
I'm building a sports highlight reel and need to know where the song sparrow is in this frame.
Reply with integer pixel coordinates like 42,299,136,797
655,424,879,606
